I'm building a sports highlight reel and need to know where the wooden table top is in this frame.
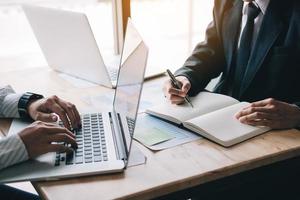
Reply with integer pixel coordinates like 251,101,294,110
1,67,300,200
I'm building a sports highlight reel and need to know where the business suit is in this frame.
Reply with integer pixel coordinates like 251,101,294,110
175,0,300,107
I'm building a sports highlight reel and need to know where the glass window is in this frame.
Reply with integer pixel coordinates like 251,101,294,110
0,0,215,83
0,0,115,72
131,0,214,74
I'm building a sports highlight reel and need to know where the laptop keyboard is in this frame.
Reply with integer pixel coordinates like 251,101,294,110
55,113,108,166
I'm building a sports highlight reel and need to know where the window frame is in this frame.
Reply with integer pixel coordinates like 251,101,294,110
112,0,131,54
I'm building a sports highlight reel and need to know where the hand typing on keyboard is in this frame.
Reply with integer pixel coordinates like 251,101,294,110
27,95,81,130
19,121,78,159
55,114,108,166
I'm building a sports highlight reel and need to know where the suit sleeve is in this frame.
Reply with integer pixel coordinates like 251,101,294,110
175,2,227,96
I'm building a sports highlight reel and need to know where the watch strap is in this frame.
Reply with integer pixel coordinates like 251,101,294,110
18,92,44,120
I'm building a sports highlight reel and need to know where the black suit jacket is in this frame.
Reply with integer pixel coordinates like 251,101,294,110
175,0,300,106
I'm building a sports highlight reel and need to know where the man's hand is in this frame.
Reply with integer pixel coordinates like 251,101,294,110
235,98,300,129
19,121,77,158
27,95,81,130
163,76,191,105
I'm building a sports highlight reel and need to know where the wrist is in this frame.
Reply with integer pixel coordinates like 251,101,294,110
18,92,44,120
27,99,40,119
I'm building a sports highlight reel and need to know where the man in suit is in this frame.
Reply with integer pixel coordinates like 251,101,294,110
0,85,80,199
163,0,300,129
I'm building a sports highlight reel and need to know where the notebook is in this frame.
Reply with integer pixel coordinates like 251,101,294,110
146,92,270,147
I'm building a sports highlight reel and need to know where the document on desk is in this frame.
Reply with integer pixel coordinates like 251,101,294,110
134,114,201,151
134,127,175,146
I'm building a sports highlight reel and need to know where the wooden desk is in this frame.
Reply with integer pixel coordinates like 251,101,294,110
1,67,300,200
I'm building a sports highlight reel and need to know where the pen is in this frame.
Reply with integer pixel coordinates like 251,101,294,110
166,69,194,108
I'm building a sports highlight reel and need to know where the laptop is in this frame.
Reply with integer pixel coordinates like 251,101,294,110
22,5,121,88
0,18,148,183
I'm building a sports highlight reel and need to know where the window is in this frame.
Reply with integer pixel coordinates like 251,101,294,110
0,0,115,72
0,0,214,78
130,0,214,74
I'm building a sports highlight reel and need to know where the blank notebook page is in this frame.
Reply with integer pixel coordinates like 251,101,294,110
186,102,269,143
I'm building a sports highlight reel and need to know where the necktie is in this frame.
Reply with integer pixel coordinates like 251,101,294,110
233,2,261,97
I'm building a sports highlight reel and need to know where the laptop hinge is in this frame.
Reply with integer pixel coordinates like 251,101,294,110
116,112,129,163
109,111,127,161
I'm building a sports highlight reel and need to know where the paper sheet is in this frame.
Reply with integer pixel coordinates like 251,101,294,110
134,127,174,146
134,114,201,151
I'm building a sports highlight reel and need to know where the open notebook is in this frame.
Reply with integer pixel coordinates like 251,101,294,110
146,92,270,147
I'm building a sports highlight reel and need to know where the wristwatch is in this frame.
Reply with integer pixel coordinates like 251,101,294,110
18,92,44,120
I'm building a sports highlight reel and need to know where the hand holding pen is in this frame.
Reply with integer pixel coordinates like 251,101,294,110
164,69,194,107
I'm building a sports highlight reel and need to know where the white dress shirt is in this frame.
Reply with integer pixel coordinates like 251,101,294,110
0,85,28,170
238,0,270,49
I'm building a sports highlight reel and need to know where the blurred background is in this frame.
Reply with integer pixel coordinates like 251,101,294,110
0,0,213,73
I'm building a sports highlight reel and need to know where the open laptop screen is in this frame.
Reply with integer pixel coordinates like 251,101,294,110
113,19,148,153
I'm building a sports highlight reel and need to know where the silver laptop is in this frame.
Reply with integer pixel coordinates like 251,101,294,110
0,19,148,183
23,5,120,88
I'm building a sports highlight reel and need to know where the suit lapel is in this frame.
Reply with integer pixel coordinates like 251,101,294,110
239,1,284,97
222,0,243,75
